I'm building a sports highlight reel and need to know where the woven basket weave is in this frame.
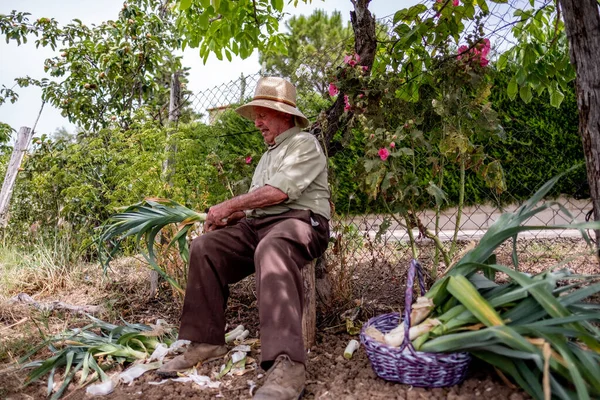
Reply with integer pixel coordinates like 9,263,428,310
360,260,471,388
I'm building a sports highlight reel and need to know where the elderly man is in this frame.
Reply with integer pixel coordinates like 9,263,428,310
157,77,331,400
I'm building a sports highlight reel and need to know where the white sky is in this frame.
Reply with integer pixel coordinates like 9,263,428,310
0,0,411,136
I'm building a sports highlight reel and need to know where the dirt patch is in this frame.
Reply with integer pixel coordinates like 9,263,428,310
1,238,597,399
38,335,526,400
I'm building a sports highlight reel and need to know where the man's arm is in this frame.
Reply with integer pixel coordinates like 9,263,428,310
204,185,288,231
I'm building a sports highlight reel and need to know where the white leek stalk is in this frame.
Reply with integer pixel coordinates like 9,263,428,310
225,325,245,343
344,339,360,359
384,318,441,347
410,296,435,325
364,326,386,343
234,329,250,342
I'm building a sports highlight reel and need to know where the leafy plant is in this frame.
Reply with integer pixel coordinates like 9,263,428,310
260,10,354,98
1,0,186,131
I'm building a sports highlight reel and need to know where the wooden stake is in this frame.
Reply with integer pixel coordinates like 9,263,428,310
302,259,317,349
0,126,33,227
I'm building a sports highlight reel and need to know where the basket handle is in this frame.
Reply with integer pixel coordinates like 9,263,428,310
399,259,426,353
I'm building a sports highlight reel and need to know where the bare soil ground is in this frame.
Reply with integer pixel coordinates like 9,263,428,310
1,238,597,400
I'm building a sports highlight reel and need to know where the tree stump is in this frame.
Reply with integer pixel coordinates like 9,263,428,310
301,259,316,349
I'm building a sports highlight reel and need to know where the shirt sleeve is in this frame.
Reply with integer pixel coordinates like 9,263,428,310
264,135,326,201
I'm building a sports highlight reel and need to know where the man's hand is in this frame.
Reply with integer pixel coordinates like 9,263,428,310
203,185,287,232
226,211,246,225
204,203,232,232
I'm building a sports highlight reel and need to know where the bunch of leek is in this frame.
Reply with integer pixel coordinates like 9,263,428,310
20,316,175,400
367,170,600,400
98,198,207,293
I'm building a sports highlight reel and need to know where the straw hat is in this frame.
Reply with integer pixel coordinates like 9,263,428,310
235,76,309,128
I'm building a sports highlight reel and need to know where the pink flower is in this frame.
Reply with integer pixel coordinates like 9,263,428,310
453,0,459,6
328,83,339,97
358,93,364,99
390,142,396,148
362,65,368,71
245,156,252,164
344,53,360,67
458,38,491,67
344,94,351,111
378,148,390,161
479,38,491,58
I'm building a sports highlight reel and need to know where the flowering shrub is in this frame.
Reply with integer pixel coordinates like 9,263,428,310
327,52,371,115
323,4,506,267
457,38,491,68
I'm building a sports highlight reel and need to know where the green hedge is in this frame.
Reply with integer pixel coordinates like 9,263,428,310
330,69,586,214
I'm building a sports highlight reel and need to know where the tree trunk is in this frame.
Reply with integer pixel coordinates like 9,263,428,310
0,126,33,228
560,0,600,259
305,0,377,310
311,0,376,157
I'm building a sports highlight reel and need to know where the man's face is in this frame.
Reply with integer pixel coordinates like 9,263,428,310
253,106,292,145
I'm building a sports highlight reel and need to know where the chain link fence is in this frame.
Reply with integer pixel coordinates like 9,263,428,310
182,1,595,289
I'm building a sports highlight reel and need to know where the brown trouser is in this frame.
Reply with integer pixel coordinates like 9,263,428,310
178,209,329,368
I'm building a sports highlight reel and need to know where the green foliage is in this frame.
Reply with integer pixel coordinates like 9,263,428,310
1,1,186,131
173,0,310,62
6,124,165,255
0,121,14,146
4,110,267,259
327,64,584,215
496,4,575,107
488,69,585,201
260,10,354,97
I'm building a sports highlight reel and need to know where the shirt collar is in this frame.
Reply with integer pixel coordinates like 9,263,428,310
268,126,301,149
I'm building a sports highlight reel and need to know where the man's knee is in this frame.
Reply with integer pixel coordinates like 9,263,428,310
190,232,219,258
255,236,283,258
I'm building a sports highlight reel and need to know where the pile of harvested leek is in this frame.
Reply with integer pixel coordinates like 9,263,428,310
20,316,176,400
365,172,600,400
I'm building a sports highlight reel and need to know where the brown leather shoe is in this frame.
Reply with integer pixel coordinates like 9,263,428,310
253,354,305,400
156,342,228,378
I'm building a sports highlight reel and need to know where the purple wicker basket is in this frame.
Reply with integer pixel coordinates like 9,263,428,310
360,260,471,388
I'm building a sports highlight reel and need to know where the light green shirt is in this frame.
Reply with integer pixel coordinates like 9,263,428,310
246,126,331,220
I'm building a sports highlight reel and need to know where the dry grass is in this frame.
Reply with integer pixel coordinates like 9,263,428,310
0,241,162,368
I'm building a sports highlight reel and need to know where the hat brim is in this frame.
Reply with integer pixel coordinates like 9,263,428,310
235,99,310,128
